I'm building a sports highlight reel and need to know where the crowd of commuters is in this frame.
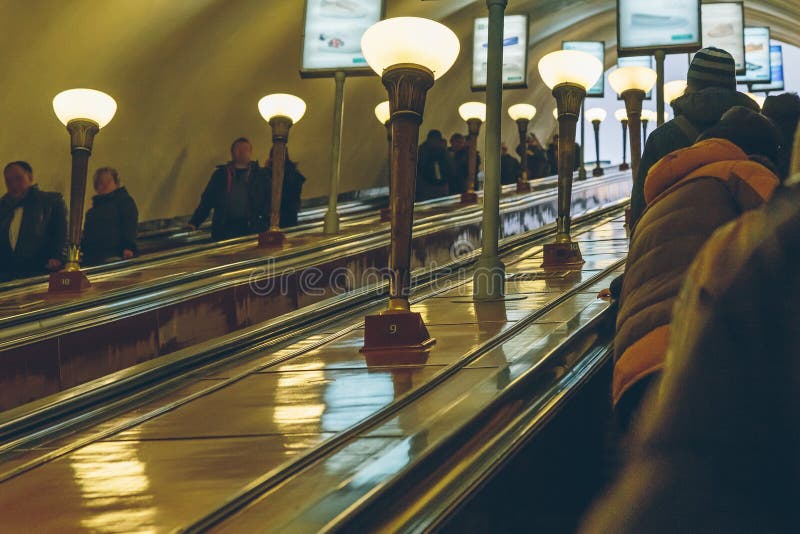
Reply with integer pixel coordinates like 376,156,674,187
584,47,800,531
416,129,567,200
0,137,304,280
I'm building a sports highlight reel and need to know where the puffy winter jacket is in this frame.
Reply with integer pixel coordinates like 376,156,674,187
613,138,779,408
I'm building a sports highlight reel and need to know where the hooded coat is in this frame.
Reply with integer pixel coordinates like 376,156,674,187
81,186,138,263
613,138,779,413
629,88,759,232
582,184,800,534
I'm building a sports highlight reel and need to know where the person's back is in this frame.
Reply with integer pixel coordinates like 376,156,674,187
0,161,66,279
82,167,138,264
417,130,452,200
448,133,468,194
762,92,800,181
613,107,782,427
582,181,800,534
629,47,759,232
499,143,520,185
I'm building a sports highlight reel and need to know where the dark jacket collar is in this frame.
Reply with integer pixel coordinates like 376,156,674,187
672,88,759,129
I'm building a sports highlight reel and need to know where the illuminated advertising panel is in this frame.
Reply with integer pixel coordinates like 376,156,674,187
472,14,529,90
617,0,701,55
300,0,385,77
701,2,745,74
737,27,772,84
751,44,784,92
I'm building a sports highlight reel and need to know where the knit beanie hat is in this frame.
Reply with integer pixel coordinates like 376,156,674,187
687,47,736,91
698,106,780,163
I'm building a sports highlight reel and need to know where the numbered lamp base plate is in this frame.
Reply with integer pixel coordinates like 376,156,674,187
516,181,531,193
361,311,435,359
379,207,391,222
49,270,91,293
460,192,478,204
541,241,585,270
258,230,285,247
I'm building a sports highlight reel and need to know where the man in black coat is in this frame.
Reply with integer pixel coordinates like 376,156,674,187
0,161,66,279
629,47,759,232
188,137,269,241
81,167,139,264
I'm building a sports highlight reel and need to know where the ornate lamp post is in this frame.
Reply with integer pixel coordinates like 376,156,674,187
507,103,536,193
664,80,687,106
458,101,486,204
537,50,603,268
608,66,657,184
49,88,117,292
256,93,306,247
614,108,630,171
585,107,607,177
374,100,393,222
360,17,459,355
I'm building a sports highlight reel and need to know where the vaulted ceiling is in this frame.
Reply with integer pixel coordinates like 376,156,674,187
1,1,797,221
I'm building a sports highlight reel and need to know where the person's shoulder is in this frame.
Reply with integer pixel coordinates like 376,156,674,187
35,188,64,202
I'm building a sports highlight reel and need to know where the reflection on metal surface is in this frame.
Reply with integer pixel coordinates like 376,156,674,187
69,432,157,533
273,363,326,435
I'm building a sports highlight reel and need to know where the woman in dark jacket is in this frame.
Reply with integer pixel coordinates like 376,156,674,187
81,167,139,264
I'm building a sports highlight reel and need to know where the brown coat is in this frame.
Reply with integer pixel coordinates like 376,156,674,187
613,139,779,406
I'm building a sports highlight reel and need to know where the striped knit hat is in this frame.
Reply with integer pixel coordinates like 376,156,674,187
687,47,736,91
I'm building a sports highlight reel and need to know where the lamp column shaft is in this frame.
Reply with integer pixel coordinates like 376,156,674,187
466,119,480,193
324,70,346,235
67,150,90,262
268,118,291,232
621,120,629,168
552,85,584,242
517,119,529,184
474,0,507,300
623,90,645,183
593,121,601,167
578,100,587,180
382,66,433,312
379,122,392,222
655,49,666,126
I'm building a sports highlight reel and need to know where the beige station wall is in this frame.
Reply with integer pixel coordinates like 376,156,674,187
0,0,795,222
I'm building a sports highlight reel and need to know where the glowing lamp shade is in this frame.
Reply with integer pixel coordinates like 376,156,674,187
745,92,765,109
641,109,657,122
664,80,687,104
614,108,629,122
374,101,391,124
258,93,306,124
508,103,537,121
52,89,117,128
537,50,603,91
585,107,607,123
608,66,657,95
459,102,487,122
361,17,460,80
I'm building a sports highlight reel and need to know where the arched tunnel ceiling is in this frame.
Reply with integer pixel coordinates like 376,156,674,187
1,1,797,221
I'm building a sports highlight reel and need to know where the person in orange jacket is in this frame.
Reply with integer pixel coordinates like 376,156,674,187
612,106,782,429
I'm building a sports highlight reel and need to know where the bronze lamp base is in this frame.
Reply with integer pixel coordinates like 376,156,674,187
361,310,435,356
516,181,531,193
258,230,285,247
461,191,478,204
541,241,585,270
49,269,91,293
